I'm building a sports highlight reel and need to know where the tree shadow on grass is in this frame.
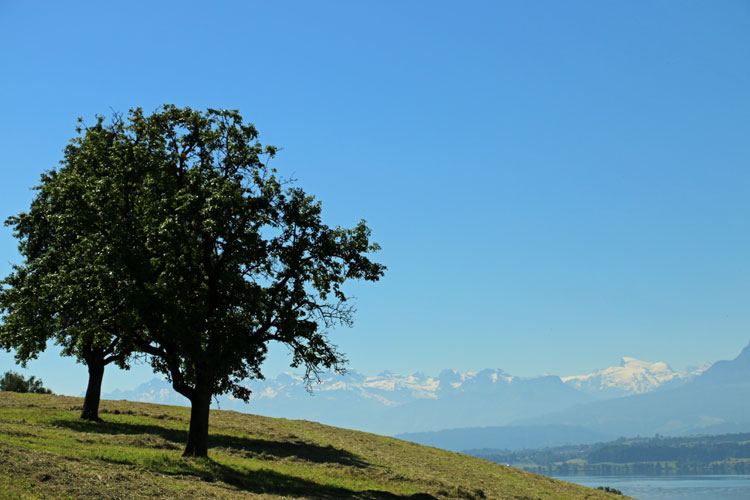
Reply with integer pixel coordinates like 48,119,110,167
51,419,438,499
52,418,369,468
104,455,437,500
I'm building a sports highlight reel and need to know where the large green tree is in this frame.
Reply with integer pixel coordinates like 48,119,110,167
1,117,140,420
127,106,385,456
3,105,385,456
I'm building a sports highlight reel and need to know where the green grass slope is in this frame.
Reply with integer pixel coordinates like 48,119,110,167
0,392,630,499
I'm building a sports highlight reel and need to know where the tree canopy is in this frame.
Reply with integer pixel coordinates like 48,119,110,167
126,106,385,455
1,116,140,419
1,105,385,456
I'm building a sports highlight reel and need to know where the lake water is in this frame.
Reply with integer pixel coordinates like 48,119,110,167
553,475,750,500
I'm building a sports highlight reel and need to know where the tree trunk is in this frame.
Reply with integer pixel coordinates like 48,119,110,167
183,384,212,457
80,360,105,421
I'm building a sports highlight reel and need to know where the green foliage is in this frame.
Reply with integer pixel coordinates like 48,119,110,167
0,111,145,420
3,104,385,454
0,114,138,369
0,371,52,394
117,106,386,404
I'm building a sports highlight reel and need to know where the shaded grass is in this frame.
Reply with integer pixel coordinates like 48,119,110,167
0,392,631,499
52,418,369,467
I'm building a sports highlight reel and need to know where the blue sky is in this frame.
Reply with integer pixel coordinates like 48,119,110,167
1,1,749,396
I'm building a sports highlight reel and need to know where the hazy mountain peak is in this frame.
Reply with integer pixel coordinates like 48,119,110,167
691,341,750,386
361,371,439,398
620,356,671,371
437,369,462,387
735,341,750,362
477,368,515,384
101,346,745,440
562,357,688,396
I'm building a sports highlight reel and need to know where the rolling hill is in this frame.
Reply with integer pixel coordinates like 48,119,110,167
0,392,628,499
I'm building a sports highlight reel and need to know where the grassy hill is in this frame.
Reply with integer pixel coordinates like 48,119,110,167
0,392,628,499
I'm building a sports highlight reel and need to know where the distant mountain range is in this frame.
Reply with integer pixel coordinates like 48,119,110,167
399,343,750,451
513,342,750,438
103,346,719,439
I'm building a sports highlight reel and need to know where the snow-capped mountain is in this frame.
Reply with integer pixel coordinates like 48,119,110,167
103,355,714,436
243,358,705,408
102,367,593,435
244,370,442,407
515,343,750,438
240,368,518,408
106,379,189,406
561,357,710,398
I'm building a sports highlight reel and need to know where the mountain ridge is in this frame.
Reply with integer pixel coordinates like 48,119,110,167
561,356,707,397
103,351,714,436
511,342,750,438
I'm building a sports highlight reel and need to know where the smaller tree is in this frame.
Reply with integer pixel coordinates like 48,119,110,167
0,116,138,420
0,371,52,394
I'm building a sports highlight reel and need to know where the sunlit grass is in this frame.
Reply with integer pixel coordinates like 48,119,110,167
0,392,630,499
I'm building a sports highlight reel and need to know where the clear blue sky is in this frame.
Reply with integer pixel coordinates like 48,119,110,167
1,1,749,396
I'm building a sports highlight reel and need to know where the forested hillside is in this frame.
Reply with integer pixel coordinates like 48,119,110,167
470,433,750,475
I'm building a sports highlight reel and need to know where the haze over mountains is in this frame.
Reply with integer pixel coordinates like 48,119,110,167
562,357,710,398
107,368,594,435
514,342,750,437
102,343,740,448
403,343,750,451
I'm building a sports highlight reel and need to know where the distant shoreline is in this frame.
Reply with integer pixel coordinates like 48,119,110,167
471,432,750,476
